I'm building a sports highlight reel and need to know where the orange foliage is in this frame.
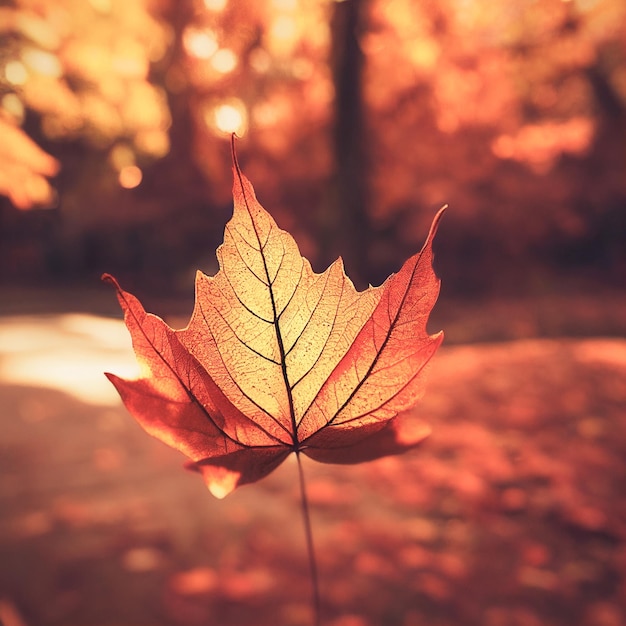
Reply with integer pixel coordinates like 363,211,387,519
0,117,59,209
0,0,623,293
0,0,170,206
105,145,444,497
492,117,595,172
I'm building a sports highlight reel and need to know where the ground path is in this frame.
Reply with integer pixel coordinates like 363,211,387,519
1,310,625,626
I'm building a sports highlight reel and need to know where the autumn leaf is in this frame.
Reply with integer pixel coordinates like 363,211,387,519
104,148,445,499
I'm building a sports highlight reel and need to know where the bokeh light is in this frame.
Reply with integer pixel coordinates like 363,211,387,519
183,27,219,59
203,0,228,11
118,165,143,188
210,48,238,73
21,48,63,77
211,100,248,135
5,61,28,85
1,2,626,626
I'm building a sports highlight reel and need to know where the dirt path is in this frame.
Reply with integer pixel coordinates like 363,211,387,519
1,316,625,626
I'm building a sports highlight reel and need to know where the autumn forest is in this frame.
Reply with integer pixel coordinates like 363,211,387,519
0,0,625,625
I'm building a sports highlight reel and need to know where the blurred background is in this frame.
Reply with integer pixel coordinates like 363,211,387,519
1,0,625,625
0,0,624,307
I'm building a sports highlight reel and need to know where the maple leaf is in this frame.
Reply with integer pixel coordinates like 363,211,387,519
104,150,445,499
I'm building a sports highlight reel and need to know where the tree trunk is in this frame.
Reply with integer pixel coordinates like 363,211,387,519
326,0,371,288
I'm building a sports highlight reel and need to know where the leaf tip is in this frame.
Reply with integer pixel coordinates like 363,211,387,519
186,460,241,499
230,132,240,172
208,482,234,500
102,273,124,294
429,204,447,239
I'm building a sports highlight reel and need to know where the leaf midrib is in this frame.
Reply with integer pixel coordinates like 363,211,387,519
233,164,300,450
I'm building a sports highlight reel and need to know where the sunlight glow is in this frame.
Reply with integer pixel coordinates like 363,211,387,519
118,165,143,188
0,314,139,406
210,48,237,73
183,27,219,59
253,101,280,127
21,48,63,77
1,93,25,121
266,15,299,57
203,0,228,10
211,101,248,135
110,143,135,170
207,469,240,499
491,117,594,170
111,39,149,78
273,0,298,9
135,129,170,158
88,0,112,12
170,567,218,595
5,61,28,85
271,16,297,41
15,14,61,50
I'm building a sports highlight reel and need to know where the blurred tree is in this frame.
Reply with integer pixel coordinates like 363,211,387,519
170,0,626,287
0,0,171,200
0,0,624,292
360,0,625,287
327,0,370,284
0,0,177,281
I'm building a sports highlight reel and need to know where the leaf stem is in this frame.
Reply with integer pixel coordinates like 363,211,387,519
296,451,321,626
